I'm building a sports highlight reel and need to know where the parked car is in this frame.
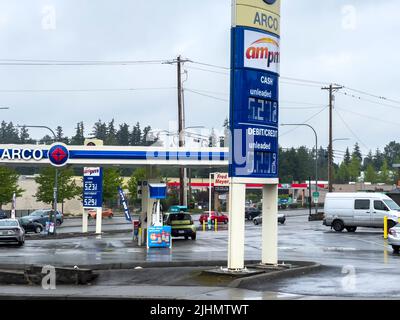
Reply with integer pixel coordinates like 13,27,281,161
22,209,63,226
323,193,400,232
0,210,8,220
199,211,229,225
245,207,262,220
18,219,44,234
389,223,400,253
253,213,286,225
0,219,25,246
88,208,113,219
164,212,196,240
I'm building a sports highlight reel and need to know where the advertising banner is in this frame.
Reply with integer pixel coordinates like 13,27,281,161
118,186,132,222
83,167,103,208
147,226,172,249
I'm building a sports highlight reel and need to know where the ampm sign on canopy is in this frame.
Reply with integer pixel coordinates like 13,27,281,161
230,0,280,181
232,0,281,35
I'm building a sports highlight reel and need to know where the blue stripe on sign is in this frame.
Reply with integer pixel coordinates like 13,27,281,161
70,150,148,160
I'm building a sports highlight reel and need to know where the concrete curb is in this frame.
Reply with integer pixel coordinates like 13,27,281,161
229,261,322,289
25,229,131,240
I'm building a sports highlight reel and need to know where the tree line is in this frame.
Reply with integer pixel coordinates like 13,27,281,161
0,120,160,146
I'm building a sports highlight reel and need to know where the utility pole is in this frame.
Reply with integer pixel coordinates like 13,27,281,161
322,84,343,193
176,55,190,206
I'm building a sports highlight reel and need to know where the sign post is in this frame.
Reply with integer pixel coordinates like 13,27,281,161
229,0,281,270
83,167,103,234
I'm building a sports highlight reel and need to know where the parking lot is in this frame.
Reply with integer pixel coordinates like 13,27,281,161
0,209,398,298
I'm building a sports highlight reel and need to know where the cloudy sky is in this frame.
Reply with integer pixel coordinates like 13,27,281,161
0,0,399,160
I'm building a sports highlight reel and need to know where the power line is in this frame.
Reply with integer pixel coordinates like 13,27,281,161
0,59,170,66
336,106,400,127
279,107,328,138
343,86,400,106
334,109,369,151
185,89,229,102
0,87,176,93
338,91,400,110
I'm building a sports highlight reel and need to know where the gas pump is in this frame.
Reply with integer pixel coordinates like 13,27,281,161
147,184,172,249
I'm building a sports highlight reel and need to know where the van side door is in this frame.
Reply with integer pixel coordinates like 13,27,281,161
372,200,390,227
353,199,371,227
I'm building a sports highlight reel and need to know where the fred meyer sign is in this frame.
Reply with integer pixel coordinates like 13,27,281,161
232,0,281,35
214,173,230,187
229,0,280,180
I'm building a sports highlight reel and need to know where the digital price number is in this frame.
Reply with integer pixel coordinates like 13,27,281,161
83,198,98,207
84,183,98,192
247,98,278,124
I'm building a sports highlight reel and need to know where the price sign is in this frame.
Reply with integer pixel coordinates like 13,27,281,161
83,167,103,208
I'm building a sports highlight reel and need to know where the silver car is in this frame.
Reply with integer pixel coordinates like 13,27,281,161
253,213,286,225
388,223,400,253
0,219,25,246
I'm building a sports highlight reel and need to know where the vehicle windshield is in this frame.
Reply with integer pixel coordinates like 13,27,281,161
30,210,45,216
384,200,400,211
0,220,18,227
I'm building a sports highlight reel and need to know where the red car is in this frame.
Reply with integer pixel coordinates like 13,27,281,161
199,211,229,225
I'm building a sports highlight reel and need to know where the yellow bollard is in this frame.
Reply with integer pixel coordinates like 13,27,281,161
215,219,218,232
384,216,388,240
203,220,206,232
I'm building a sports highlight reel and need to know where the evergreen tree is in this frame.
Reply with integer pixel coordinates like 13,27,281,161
106,119,118,145
102,168,123,206
364,164,377,183
116,123,130,146
344,148,351,165
363,150,374,171
141,125,152,146
336,162,350,184
35,168,81,213
130,122,142,146
348,154,362,182
352,143,362,163
39,135,54,145
56,126,69,144
19,126,32,144
384,141,400,167
0,167,24,209
379,159,391,184
70,122,85,145
373,149,384,171
92,120,108,141
127,168,147,202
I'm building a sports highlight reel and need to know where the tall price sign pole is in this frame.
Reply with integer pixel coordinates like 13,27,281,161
229,0,281,270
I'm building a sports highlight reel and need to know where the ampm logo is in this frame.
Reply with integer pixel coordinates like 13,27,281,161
48,143,69,167
83,167,101,176
244,30,280,74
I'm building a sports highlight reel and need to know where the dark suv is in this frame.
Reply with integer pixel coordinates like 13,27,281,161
20,210,63,226
0,210,8,220
245,207,261,220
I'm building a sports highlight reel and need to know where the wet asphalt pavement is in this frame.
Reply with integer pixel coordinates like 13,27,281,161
1,209,399,299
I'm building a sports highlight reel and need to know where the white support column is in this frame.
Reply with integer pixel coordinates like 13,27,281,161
82,208,88,233
95,207,103,234
227,182,246,270
262,184,279,265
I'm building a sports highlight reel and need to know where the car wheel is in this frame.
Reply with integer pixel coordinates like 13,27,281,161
184,236,189,240
393,246,400,254
56,220,62,226
332,220,345,232
191,235,196,240
346,227,357,233
254,219,259,226
108,214,113,219
17,241,24,247
280,220,286,225
35,226,42,234
224,219,228,224
388,220,396,229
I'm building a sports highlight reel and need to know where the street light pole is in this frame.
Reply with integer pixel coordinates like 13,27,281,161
281,123,319,216
17,125,58,235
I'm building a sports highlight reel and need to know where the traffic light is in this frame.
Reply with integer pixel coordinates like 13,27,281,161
84,138,104,146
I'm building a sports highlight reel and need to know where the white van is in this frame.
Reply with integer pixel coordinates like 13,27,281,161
323,193,400,232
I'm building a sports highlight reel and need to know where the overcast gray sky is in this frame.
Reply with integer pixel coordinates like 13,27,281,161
0,0,399,160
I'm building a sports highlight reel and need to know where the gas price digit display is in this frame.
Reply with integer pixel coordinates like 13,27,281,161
247,97,278,124
84,182,98,192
